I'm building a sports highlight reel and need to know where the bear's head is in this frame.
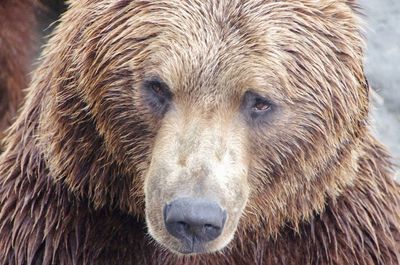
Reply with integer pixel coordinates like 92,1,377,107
37,0,368,255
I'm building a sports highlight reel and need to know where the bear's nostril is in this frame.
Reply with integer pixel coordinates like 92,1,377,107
177,221,188,229
163,197,226,246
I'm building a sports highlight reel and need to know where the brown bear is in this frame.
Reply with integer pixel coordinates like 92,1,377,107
0,0,399,264
0,0,37,145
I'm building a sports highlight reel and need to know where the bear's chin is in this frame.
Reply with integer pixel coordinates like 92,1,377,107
154,231,236,256
170,244,208,255
165,243,220,256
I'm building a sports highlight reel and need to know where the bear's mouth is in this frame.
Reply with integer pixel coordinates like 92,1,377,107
175,238,207,254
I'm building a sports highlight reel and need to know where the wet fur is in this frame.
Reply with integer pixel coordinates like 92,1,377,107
0,0,399,264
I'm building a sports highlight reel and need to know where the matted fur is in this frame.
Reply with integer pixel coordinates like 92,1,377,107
0,0,399,264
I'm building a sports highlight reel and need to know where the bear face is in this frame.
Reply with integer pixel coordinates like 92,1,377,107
37,0,369,255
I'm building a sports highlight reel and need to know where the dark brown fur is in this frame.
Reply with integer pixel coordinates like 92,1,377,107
0,0,37,144
0,0,399,264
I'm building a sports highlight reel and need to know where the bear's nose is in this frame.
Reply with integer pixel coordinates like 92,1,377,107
164,197,226,246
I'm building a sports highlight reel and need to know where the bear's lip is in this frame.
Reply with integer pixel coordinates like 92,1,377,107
175,238,208,255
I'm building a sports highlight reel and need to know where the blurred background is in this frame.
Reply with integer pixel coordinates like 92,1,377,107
38,0,399,180
359,0,400,180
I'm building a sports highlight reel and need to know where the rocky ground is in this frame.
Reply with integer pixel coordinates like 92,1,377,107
359,0,400,180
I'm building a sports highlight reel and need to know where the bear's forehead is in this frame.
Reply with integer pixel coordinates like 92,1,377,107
130,0,296,101
112,0,353,103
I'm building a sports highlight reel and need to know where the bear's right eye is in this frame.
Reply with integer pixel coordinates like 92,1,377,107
142,78,173,116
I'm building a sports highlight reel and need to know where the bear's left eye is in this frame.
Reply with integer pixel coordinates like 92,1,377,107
252,97,271,113
142,78,172,116
242,91,274,120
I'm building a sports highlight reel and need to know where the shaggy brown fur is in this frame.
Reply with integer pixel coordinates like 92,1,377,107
0,0,38,144
0,0,399,264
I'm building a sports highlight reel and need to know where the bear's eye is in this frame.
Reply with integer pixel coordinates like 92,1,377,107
142,78,172,116
252,98,271,112
242,91,274,120
149,82,166,98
